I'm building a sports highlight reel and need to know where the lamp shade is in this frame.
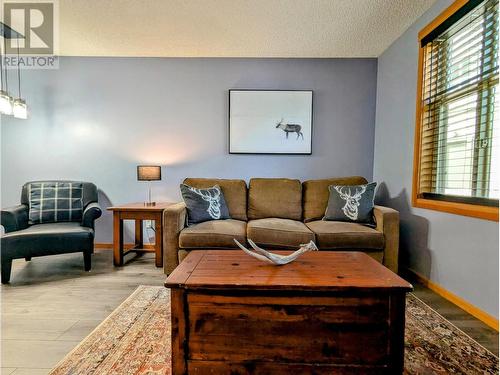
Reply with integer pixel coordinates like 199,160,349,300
0,91,13,115
137,165,161,181
13,98,28,119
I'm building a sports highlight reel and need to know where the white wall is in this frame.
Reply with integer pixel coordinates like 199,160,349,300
373,0,499,317
1,57,378,243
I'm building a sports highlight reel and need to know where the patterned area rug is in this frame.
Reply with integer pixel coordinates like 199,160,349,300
50,285,498,375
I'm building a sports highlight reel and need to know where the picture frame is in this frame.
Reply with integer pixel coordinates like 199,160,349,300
229,89,313,155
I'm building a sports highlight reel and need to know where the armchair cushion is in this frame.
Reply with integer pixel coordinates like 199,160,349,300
1,222,94,257
82,202,102,228
27,182,84,224
21,181,98,208
306,220,384,250
179,219,246,249
1,204,29,233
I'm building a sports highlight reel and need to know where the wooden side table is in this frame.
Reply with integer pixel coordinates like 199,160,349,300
107,202,173,267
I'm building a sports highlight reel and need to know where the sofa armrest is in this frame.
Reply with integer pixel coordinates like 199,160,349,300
82,202,102,228
373,205,399,274
1,204,29,233
163,202,187,274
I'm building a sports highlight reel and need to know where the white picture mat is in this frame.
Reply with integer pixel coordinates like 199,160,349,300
229,90,312,154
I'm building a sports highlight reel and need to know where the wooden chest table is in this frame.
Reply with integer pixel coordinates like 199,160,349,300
165,250,413,374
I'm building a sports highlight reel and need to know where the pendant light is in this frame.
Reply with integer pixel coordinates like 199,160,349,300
0,22,26,119
12,36,27,119
0,91,12,115
0,34,13,115
12,98,27,119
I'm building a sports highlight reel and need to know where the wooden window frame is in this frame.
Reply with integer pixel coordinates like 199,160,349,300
412,0,499,222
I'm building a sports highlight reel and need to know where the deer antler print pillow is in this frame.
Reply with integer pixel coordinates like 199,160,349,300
323,182,377,225
180,184,231,226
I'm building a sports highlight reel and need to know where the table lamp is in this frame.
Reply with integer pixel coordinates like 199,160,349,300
137,165,161,206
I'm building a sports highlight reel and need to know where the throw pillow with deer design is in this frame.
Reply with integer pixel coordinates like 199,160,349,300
323,182,377,225
180,184,231,225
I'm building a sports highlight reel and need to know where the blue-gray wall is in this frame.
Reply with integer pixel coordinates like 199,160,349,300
1,57,378,243
1,23,497,319
373,0,499,318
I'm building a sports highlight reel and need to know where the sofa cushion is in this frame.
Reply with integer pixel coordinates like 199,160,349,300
247,218,315,249
302,176,368,222
179,219,246,249
305,220,384,250
183,178,247,221
248,178,302,220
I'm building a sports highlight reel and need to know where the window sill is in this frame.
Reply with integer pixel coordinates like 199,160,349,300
412,197,499,221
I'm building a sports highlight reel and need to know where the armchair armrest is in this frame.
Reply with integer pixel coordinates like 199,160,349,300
1,204,29,233
163,202,186,274
82,202,102,228
373,205,399,274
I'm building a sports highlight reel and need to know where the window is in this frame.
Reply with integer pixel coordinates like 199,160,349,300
413,0,499,221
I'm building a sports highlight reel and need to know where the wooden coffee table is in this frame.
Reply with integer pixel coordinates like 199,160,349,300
165,250,413,374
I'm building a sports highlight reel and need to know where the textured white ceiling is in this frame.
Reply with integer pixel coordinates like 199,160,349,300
58,0,437,57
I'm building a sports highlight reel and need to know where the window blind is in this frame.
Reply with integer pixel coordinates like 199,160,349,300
417,0,499,205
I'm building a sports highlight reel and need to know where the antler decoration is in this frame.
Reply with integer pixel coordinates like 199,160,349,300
234,239,318,265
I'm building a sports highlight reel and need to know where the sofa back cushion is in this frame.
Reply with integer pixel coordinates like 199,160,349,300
248,178,302,220
183,178,248,221
302,176,368,222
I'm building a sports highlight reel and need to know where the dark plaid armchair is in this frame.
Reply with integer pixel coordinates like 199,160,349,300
0,181,102,283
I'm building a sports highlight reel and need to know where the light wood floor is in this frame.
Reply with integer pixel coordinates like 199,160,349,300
1,250,498,374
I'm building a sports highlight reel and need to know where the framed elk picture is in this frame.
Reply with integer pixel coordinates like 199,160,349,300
229,89,313,154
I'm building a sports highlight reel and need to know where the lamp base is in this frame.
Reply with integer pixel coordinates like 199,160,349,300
144,201,156,207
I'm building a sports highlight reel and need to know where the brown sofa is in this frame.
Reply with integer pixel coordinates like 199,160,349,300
163,177,399,274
